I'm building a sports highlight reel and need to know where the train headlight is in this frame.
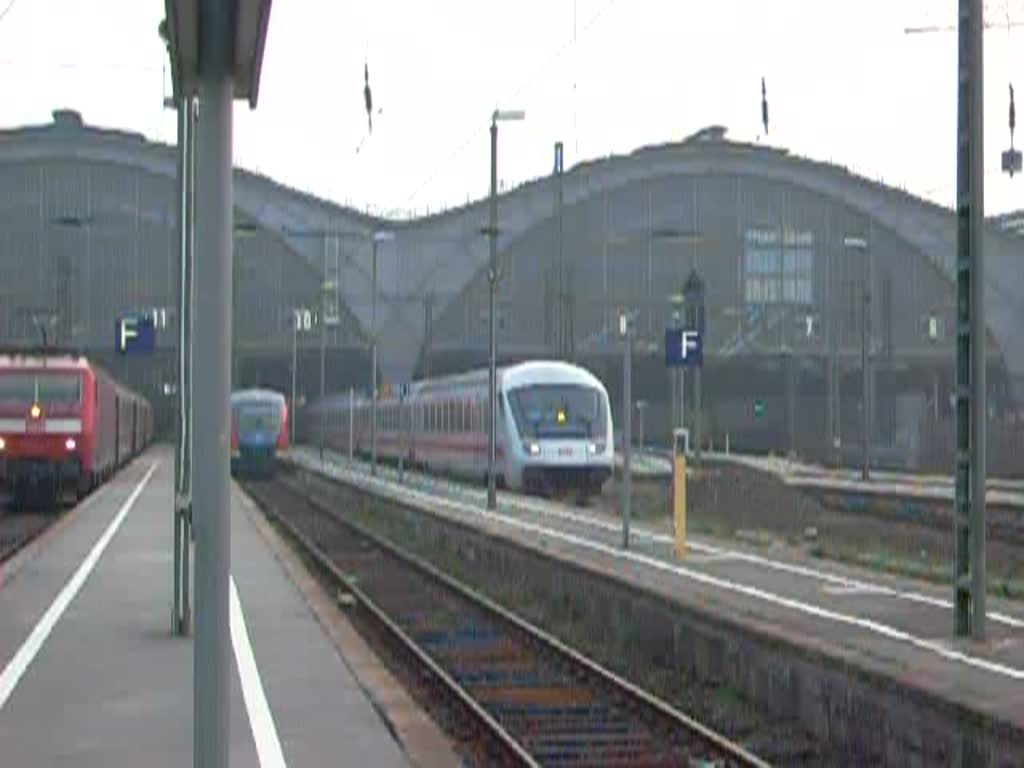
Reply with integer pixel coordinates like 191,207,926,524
524,442,541,456
0,436,5,451
65,437,77,451
587,441,606,455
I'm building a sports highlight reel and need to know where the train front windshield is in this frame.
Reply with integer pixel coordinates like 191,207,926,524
235,404,281,432
508,385,606,440
0,372,82,405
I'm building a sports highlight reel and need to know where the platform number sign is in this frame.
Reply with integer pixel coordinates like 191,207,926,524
294,308,314,331
664,328,703,367
116,314,156,356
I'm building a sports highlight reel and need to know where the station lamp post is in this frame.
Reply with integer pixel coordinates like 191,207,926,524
486,108,526,510
371,230,394,476
620,310,637,549
843,235,871,481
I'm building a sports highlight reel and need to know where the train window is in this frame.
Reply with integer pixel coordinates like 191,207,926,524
37,373,82,404
0,374,35,402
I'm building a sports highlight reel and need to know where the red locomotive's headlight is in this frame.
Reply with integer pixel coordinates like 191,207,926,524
29,403,42,420
65,437,77,451
0,436,6,451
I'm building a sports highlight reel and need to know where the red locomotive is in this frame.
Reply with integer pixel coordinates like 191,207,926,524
0,350,153,507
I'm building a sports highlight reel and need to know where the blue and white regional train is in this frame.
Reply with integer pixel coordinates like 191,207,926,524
231,389,290,477
307,361,614,499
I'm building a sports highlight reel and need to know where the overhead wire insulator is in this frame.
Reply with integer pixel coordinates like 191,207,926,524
364,62,373,134
1010,83,1016,148
761,77,769,136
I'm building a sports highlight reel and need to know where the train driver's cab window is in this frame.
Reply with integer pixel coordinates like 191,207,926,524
508,385,604,439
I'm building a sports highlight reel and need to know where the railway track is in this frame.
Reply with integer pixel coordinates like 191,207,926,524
244,474,769,768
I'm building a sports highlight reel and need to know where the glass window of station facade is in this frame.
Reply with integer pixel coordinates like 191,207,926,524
743,228,814,306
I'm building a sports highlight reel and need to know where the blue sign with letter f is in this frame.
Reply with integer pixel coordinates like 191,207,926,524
665,328,702,367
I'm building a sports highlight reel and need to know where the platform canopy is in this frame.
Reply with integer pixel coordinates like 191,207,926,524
161,0,272,108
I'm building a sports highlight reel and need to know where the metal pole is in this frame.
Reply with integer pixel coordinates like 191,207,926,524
398,389,405,483
320,246,327,404
955,0,986,640
319,246,327,462
695,367,703,462
290,312,297,445
680,367,686,435
371,237,378,476
172,95,186,636
555,141,564,357
182,95,195,629
622,317,632,549
348,386,354,460
194,3,233,764
861,264,870,481
487,119,498,509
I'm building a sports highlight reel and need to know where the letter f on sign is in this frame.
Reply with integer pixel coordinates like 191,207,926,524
681,331,698,360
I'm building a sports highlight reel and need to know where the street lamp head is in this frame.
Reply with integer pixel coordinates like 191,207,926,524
492,109,526,123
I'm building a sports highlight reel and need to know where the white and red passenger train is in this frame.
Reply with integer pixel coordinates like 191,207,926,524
0,350,153,506
306,361,614,498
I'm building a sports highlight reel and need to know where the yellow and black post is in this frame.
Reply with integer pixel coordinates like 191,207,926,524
672,428,689,558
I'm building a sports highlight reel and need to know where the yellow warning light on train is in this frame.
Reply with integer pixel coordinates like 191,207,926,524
557,409,566,424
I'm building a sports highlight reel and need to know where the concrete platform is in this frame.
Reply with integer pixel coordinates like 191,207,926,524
703,451,1024,507
289,446,1024,741
0,447,410,767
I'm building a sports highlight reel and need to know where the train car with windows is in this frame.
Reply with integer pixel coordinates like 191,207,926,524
0,350,153,507
230,389,290,477
307,361,613,500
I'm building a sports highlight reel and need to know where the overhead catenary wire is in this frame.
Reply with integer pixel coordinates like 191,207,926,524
0,0,17,25
403,0,621,208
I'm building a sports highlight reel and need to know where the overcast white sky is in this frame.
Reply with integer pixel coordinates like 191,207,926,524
1,1,1023,217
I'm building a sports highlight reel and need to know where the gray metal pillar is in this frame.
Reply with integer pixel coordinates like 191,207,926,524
371,237,378,476
621,317,633,549
861,283,870,481
182,96,195,629
786,352,797,456
193,4,233,764
173,94,196,637
695,368,703,461
554,141,564,357
319,245,327,462
487,120,498,509
319,252,327,405
348,386,354,460
290,314,297,444
173,95,186,636
955,0,987,640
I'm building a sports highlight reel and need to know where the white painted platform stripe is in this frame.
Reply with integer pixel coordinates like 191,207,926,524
296,451,1024,682
0,462,158,711
229,575,287,768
